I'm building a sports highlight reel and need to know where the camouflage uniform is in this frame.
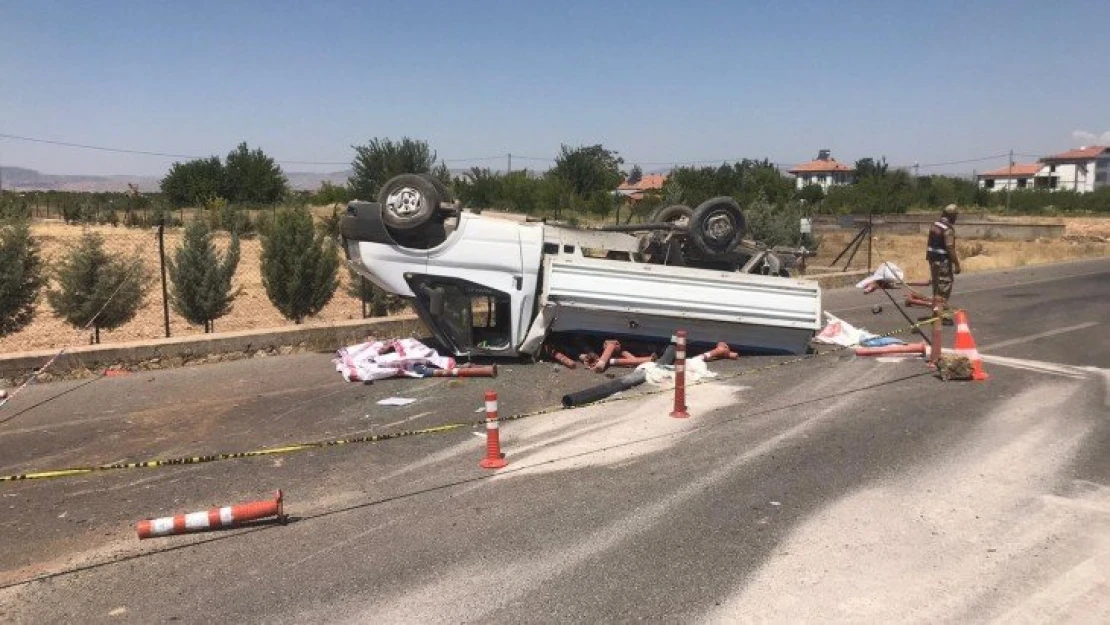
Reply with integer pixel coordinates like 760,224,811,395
926,214,957,320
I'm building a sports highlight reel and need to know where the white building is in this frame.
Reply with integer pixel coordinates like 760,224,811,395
788,150,855,191
977,146,1110,192
976,163,1042,191
1036,146,1110,192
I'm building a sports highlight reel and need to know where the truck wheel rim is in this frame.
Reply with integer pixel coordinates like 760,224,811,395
704,211,734,240
385,187,425,219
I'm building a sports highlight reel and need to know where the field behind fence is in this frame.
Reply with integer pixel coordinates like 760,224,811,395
0,221,377,354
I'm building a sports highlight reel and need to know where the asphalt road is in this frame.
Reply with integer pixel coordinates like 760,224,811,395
1,258,1107,624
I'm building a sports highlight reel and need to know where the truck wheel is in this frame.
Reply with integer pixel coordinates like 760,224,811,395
650,204,693,227
690,196,745,256
377,174,441,231
419,173,455,204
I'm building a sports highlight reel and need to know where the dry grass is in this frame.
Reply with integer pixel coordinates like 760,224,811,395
812,217,1110,281
0,221,377,354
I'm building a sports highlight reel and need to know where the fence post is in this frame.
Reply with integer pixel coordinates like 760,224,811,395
158,221,171,338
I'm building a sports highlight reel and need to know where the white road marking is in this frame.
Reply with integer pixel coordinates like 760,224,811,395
980,321,1100,352
979,354,1092,379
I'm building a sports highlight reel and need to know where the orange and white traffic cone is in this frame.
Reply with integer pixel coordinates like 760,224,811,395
855,342,928,357
670,330,690,419
951,310,989,381
701,342,738,362
136,491,285,539
479,390,508,469
593,340,622,373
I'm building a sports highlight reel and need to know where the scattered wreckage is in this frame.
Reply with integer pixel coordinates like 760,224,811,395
339,174,822,361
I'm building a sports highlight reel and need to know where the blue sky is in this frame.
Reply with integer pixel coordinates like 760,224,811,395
1,0,1108,177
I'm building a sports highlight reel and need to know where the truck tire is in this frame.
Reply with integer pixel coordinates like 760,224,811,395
650,204,693,226
377,174,441,231
690,196,745,256
419,173,455,205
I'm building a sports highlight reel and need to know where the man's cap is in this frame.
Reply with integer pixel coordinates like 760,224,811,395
943,203,958,215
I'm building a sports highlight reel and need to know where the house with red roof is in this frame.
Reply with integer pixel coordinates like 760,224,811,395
616,173,667,203
1035,146,1110,192
976,163,1043,191
787,150,855,191
977,146,1110,192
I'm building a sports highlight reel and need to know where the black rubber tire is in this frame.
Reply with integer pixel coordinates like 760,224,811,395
690,196,745,256
650,204,694,225
419,173,455,204
376,174,441,231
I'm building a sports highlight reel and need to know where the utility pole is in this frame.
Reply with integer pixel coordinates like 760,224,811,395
507,153,512,174
913,162,919,180
1006,148,1013,212
158,221,171,338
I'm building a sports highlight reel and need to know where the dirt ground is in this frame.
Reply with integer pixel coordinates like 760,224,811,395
0,221,376,354
811,216,1110,282
2,216,1108,354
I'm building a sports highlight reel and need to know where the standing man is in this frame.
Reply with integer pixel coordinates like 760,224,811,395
926,203,961,325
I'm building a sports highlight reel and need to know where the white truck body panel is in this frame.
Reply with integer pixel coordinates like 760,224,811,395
540,255,821,354
342,209,821,357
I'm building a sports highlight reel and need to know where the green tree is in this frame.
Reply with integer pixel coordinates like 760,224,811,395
348,137,438,201
167,221,241,333
311,180,350,206
160,156,225,207
47,231,147,344
854,157,889,180
551,144,625,197
223,142,288,204
0,220,45,337
627,164,643,185
345,266,406,318
260,207,339,323
795,183,825,204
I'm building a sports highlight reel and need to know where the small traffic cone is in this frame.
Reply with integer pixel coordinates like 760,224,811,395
855,342,928,357
951,310,989,381
136,491,285,539
479,390,508,469
593,340,621,373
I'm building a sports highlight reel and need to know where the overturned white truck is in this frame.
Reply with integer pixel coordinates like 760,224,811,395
339,174,822,359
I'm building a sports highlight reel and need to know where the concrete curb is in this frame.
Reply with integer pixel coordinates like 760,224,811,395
0,315,425,385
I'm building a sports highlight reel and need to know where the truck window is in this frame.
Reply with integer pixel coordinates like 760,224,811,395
471,294,511,350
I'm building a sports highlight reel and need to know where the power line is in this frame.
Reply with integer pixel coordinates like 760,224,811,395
0,132,349,166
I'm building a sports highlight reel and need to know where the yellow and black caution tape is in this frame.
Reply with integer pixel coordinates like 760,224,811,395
0,315,940,484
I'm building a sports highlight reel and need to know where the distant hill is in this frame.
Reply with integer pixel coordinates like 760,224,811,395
0,166,353,193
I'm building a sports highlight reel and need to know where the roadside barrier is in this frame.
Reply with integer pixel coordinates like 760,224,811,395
855,342,928,357
592,340,621,373
479,390,508,469
416,364,498,378
0,316,941,484
136,490,285,539
670,330,690,419
952,310,989,381
701,342,738,362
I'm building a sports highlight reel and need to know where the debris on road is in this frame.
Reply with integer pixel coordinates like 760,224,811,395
334,338,456,382
856,261,906,292
376,397,417,407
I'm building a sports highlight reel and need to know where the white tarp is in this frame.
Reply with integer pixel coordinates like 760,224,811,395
637,356,717,386
856,261,905,290
813,312,877,347
334,338,456,382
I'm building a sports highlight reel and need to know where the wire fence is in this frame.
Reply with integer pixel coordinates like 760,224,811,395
0,219,388,355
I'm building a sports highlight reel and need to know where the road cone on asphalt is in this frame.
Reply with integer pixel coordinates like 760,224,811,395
479,390,508,469
136,491,285,539
951,310,989,381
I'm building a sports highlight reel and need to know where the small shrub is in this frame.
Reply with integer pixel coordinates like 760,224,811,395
958,241,985,258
